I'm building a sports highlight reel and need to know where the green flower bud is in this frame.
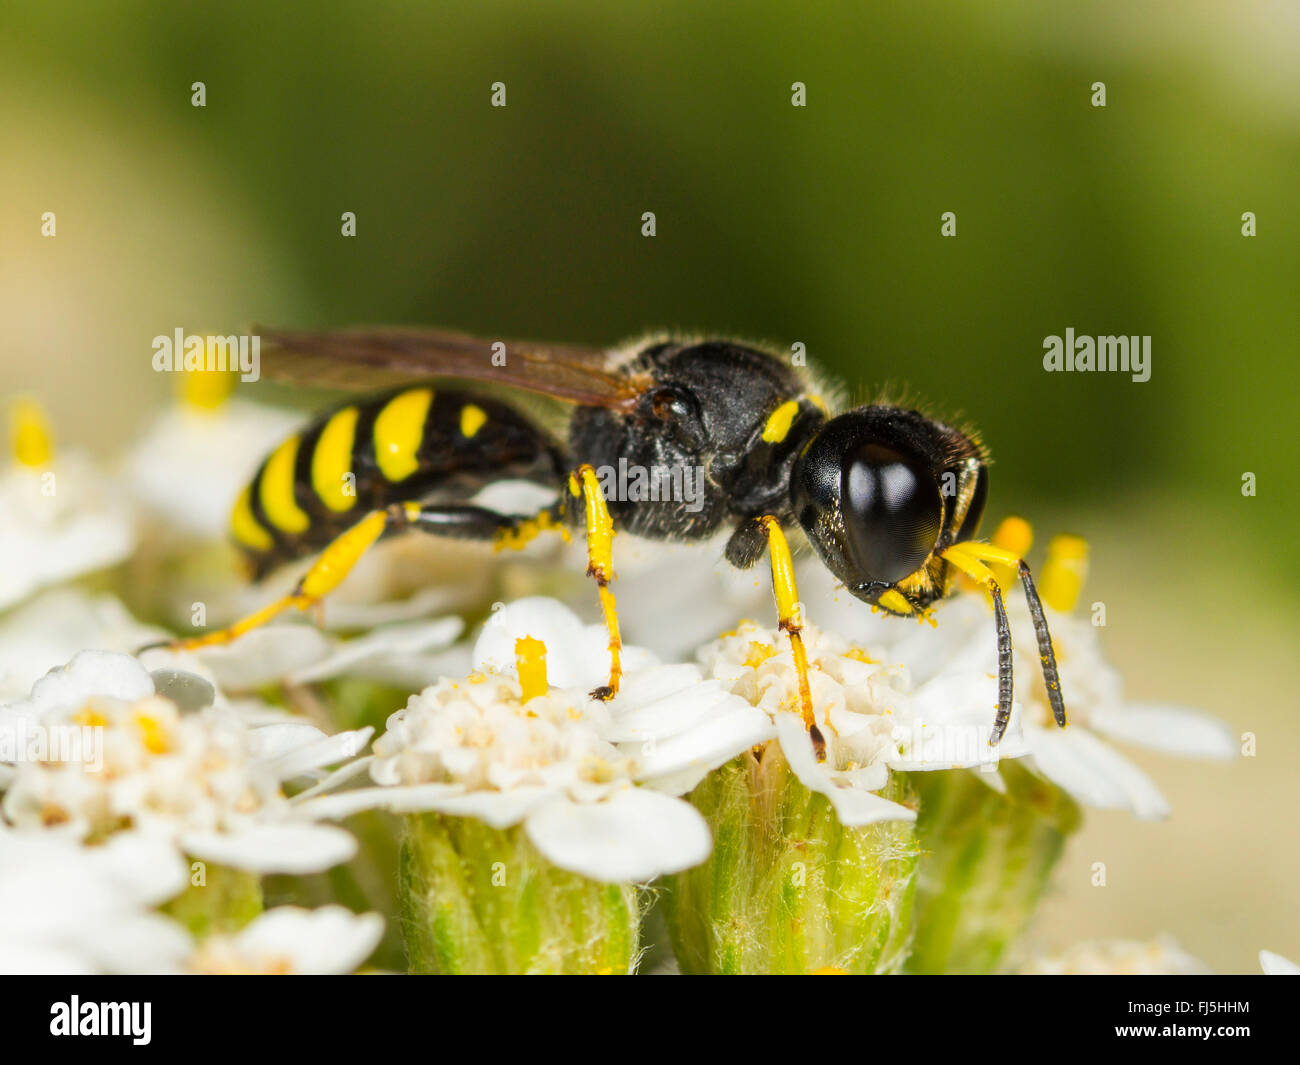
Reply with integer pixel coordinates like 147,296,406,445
400,813,641,975
903,760,1081,974
662,745,919,975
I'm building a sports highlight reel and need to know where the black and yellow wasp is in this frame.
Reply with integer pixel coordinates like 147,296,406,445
175,327,1066,759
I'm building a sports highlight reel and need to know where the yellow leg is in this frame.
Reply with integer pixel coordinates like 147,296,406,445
756,516,825,761
570,466,622,700
166,506,407,651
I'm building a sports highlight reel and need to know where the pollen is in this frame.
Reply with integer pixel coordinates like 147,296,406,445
181,365,236,412
132,709,170,755
515,635,548,702
1040,534,1089,613
10,397,54,468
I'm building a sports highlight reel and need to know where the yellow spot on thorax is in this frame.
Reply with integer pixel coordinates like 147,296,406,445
10,398,54,467
259,435,310,534
761,399,801,444
374,388,433,482
1040,534,1089,613
460,403,487,438
181,366,235,411
313,406,360,512
516,636,548,702
230,484,273,551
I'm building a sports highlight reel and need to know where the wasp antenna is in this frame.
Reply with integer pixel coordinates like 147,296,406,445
989,581,1014,745
1018,560,1067,728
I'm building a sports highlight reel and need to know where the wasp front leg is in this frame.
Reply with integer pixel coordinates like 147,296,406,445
568,465,623,701
728,515,825,761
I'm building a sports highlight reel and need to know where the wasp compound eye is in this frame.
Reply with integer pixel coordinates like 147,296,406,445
842,441,942,584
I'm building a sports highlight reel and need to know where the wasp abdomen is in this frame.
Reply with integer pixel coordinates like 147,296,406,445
232,385,567,575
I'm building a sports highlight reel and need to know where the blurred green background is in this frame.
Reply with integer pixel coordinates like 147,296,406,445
1,1,1297,971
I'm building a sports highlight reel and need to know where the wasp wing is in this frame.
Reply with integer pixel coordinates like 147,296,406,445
253,326,646,411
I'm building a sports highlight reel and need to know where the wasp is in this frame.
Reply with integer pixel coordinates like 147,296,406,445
171,327,1066,760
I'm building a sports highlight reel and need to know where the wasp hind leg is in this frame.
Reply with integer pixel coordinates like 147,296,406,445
940,538,1066,745
729,516,825,762
161,501,568,653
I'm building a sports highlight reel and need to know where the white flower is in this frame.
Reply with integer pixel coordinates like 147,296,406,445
166,615,465,693
1260,950,1300,975
0,651,369,874
695,616,1028,827
0,402,135,611
808,560,1235,821
187,906,383,974
0,588,167,701
0,826,192,974
299,598,772,882
1018,937,1213,975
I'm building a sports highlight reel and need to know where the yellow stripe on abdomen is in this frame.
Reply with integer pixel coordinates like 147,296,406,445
313,406,360,513
259,435,310,534
374,388,433,482
231,484,273,551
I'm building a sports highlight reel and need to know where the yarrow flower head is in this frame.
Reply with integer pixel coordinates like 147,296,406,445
0,399,135,612
303,597,771,883
1018,937,1213,975
0,650,370,875
697,616,1029,827
301,597,771,974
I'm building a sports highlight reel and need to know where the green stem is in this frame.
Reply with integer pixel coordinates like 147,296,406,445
903,761,1081,974
399,813,641,974
663,746,919,975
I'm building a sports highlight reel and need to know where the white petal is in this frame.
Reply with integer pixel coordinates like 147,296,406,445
260,727,374,781
181,823,357,874
24,650,155,717
774,713,916,827
196,625,333,690
229,906,384,974
524,788,712,882
296,783,555,828
1260,950,1300,975
1024,724,1170,820
631,701,775,793
473,598,591,685
287,616,463,685
1089,703,1237,760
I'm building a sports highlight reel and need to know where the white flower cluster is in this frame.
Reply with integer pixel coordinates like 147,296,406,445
0,651,367,874
301,598,773,882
